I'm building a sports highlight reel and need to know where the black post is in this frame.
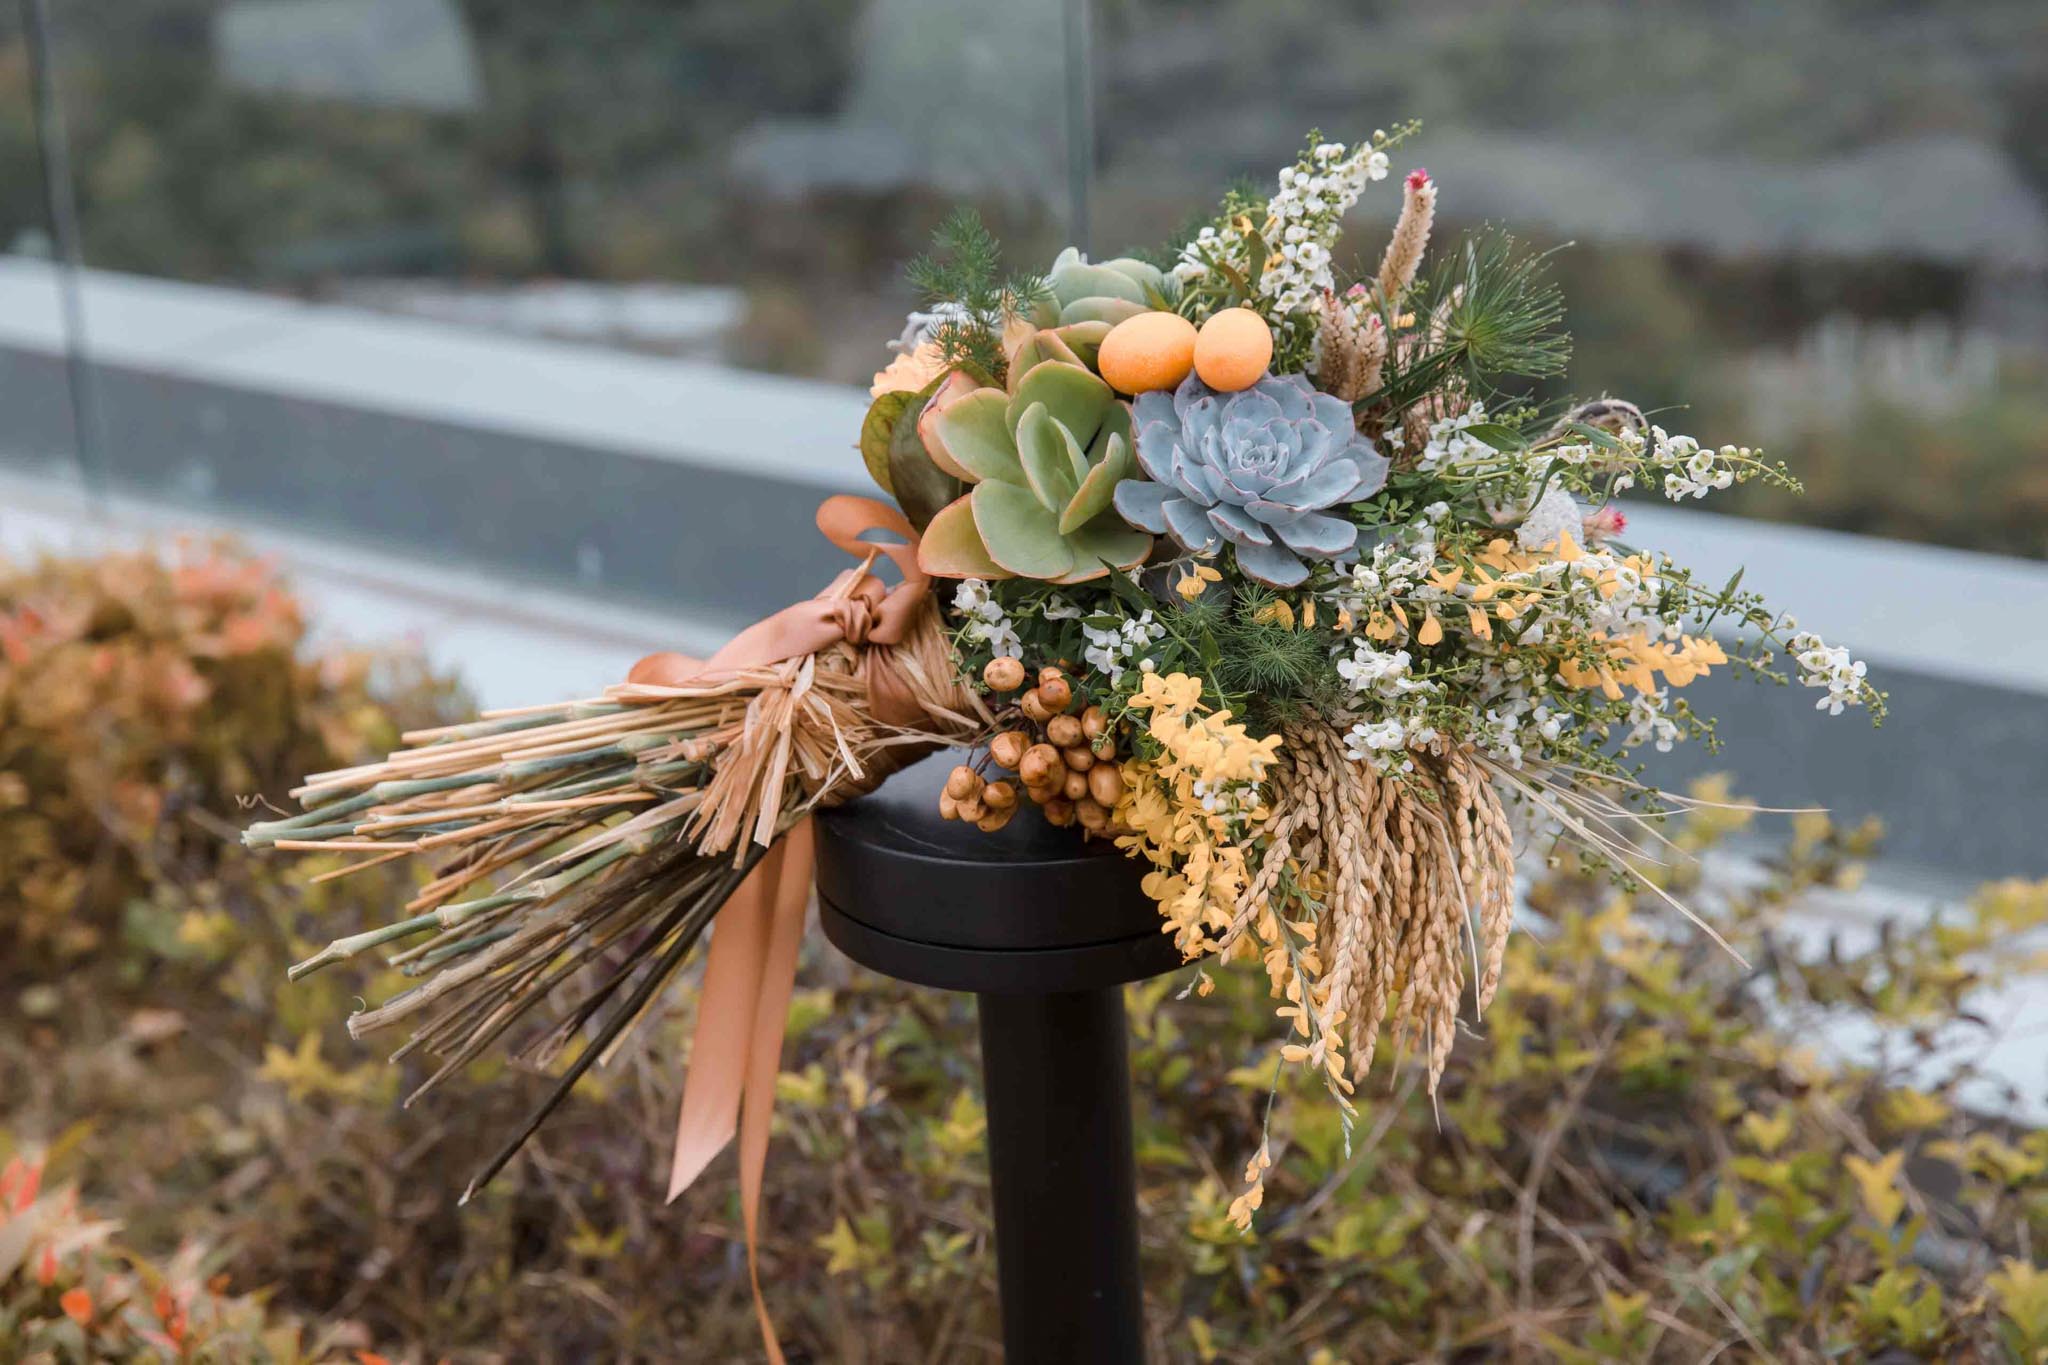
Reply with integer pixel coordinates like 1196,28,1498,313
815,753,1179,1364
977,988,1145,1365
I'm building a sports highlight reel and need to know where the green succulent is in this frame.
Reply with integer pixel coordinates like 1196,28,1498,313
917,345,1152,584
1033,248,1169,328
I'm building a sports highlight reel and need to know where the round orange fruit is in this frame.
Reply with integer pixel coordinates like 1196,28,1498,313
1192,307,1273,391
1096,311,1198,394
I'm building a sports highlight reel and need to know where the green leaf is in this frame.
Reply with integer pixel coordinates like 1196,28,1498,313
1049,320,1112,370
1007,331,1084,393
1562,420,1625,450
932,389,1028,486
972,481,1077,580
1062,431,1130,533
1053,259,1152,307
917,497,1007,579
858,389,920,496
1015,402,1081,514
1462,422,1529,451
1060,512,1151,583
1058,296,1148,328
886,389,964,532
1007,361,1113,448
1087,400,1133,465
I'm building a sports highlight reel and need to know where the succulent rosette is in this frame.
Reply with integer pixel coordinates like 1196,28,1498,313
916,344,1152,584
1114,372,1389,586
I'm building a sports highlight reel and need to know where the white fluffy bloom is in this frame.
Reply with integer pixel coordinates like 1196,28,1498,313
1516,485,1587,552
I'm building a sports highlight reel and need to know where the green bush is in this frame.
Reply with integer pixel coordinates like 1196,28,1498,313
4,544,2045,1361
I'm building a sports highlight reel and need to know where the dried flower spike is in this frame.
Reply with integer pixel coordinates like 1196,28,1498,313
1375,168,1436,306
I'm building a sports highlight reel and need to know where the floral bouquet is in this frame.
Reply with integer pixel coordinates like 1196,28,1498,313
249,125,1880,1351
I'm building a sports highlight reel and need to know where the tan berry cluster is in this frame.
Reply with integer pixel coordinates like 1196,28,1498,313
937,657,1125,836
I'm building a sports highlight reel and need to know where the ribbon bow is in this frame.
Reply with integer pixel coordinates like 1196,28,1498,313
627,494,937,1364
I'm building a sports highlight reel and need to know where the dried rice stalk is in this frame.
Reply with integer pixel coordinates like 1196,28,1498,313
248,573,988,1193
1227,721,1517,1096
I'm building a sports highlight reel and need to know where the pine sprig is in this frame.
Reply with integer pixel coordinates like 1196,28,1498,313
1370,229,1571,415
905,207,1050,385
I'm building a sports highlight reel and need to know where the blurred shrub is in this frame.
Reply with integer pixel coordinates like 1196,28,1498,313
0,1139,363,1362
3,544,2046,1361
0,540,458,961
1726,376,2048,559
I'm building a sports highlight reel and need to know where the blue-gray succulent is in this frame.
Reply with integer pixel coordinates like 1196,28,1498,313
1114,373,1389,587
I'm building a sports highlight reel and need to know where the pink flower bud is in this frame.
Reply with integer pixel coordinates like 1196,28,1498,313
1583,505,1627,542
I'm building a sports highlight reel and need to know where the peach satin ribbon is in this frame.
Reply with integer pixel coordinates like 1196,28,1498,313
626,494,932,1364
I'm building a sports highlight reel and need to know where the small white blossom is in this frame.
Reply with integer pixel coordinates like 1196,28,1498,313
1788,631,1870,716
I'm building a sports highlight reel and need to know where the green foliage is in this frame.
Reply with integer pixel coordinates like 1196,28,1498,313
1179,586,1342,727
1373,230,1572,415
905,207,1051,385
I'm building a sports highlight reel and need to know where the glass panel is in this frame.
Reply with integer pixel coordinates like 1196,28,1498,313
50,0,1078,384
31,0,1086,619
0,4,89,502
1094,2,2048,558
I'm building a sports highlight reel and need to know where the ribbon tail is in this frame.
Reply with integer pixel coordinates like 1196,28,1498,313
736,818,814,1365
666,843,786,1200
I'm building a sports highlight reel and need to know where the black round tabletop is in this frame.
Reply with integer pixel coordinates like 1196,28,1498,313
814,751,1184,994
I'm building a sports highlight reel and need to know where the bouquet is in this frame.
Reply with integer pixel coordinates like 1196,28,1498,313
250,125,1881,1350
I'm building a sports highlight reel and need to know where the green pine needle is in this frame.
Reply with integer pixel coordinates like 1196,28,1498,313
905,207,1049,385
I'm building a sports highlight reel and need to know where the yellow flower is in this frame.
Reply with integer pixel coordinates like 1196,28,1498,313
1252,599,1296,629
1175,563,1224,600
1417,612,1443,646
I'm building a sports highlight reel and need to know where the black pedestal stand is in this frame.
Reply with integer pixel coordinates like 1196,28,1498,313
816,754,1179,1365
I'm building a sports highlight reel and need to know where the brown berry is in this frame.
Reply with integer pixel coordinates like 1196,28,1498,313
1018,743,1062,788
1038,665,1064,685
1037,675,1073,712
945,764,981,801
955,796,986,823
1042,797,1077,827
982,780,1017,811
1090,733,1117,761
976,806,1016,833
983,656,1027,691
1062,769,1089,801
1061,745,1095,773
938,792,959,820
1075,797,1109,831
1080,705,1107,740
1087,764,1124,806
988,730,1030,769
1019,689,1052,724
1045,714,1083,748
